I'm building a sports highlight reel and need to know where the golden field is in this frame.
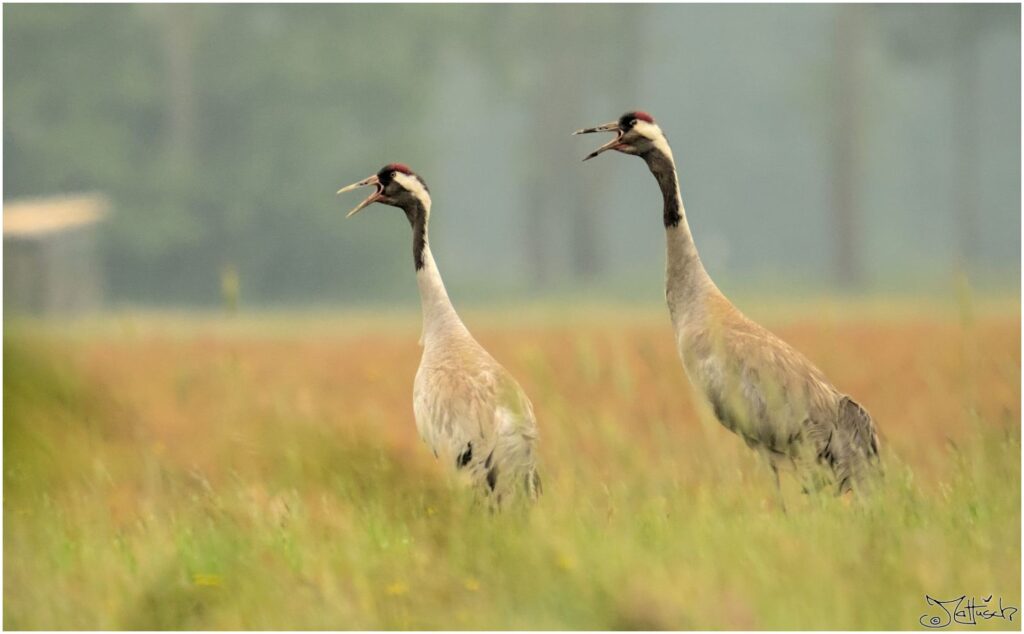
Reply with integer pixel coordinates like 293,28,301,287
4,297,1021,629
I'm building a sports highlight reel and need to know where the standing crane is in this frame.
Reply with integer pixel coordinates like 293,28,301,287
574,112,880,501
338,164,541,505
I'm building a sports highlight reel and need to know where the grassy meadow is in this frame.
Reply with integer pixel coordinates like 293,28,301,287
4,297,1021,629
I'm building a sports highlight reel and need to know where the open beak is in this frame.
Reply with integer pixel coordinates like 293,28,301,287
572,121,624,161
336,174,383,218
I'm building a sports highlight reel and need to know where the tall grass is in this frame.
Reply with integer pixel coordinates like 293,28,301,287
4,302,1020,629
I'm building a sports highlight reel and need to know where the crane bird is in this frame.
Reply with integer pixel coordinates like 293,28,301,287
338,164,542,505
575,112,880,501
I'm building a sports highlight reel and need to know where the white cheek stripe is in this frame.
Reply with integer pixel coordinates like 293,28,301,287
394,172,432,212
634,120,674,161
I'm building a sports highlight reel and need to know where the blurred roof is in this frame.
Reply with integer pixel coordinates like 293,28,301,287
4,194,109,239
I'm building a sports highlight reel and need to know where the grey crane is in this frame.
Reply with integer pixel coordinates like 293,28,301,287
575,112,880,502
338,164,541,505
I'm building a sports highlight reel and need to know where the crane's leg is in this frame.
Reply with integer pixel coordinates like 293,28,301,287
771,462,787,514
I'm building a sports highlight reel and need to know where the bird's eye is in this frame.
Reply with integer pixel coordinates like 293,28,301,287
630,119,638,127
391,171,398,179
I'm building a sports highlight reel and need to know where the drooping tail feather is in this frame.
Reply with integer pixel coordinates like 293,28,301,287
833,396,881,494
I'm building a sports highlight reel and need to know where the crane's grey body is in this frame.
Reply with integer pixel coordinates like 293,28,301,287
669,281,879,493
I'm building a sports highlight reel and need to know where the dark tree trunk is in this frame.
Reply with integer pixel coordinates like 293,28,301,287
952,14,980,278
831,4,865,290
157,5,196,168
569,7,645,283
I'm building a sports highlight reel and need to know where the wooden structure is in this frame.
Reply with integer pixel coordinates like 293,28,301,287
4,194,109,316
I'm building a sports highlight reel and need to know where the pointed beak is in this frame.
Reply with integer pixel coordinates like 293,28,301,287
336,174,382,217
572,121,624,161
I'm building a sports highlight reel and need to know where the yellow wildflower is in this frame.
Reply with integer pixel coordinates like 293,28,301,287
192,573,223,587
556,553,576,571
385,581,408,596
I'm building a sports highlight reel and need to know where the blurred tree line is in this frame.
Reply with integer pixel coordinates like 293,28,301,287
6,5,449,305
5,5,641,305
4,5,1019,307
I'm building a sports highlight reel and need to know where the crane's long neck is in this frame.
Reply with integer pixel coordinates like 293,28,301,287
405,199,469,345
643,144,716,327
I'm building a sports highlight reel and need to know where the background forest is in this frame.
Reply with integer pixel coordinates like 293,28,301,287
4,4,1020,307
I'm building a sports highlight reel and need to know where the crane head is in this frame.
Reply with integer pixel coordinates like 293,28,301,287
336,163,431,217
573,111,664,161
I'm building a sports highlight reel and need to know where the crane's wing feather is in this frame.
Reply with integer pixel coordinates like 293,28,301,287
413,349,540,501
